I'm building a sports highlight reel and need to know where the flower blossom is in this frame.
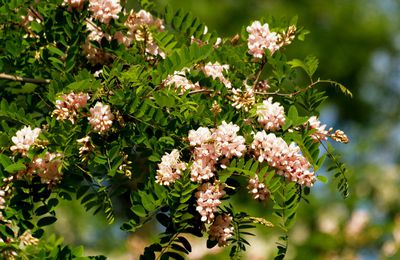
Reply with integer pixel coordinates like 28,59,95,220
331,129,349,144
89,0,122,25
163,70,201,93
124,9,165,58
77,136,93,156
10,126,41,155
201,62,232,89
208,214,234,247
247,175,269,201
231,85,255,111
156,149,186,186
247,21,280,58
251,131,316,187
195,181,225,223
188,122,246,182
88,102,114,133
63,0,85,11
257,97,286,131
31,152,63,185
52,92,90,124
0,189,5,210
306,116,331,142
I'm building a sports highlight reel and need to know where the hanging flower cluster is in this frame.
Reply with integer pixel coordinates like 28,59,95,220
247,175,269,201
195,181,226,223
208,214,234,246
251,131,316,187
257,97,286,131
189,122,246,182
88,0,122,25
247,21,280,58
306,116,331,142
156,149,187,186
163,69,201,93
10,126,41,156
88,102,114,133
52,92,90,124
201,62,232,89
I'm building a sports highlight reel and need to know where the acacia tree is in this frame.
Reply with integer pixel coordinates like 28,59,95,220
0,0,351,259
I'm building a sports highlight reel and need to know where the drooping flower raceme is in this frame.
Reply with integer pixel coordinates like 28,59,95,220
188,123,246,182
247,21,280,58
10,126,41,155
257,97,286,131
52,92,90,124
306,116,330,142
89,0,122,25
88,102,114,133
163,70,201,93
195,181,225,223
156,149,186,186
31,152,63,185
247,175,269,201
201,62,232,89
251,131,316,187
208,214,234,247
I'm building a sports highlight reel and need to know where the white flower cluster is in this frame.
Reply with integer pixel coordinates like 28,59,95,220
201,62,232,89
247,175,269,201
30,152,63,185
247,21,280,58
208,214,234,247
89,0,122,25
88,102,114,133
306,116,330,142
252,131,316,187
156,149,187,186
195,182,225,223
52,92,90,124
10,126,41,156
188,122,246,182
163,70,201,93
256,97,286,131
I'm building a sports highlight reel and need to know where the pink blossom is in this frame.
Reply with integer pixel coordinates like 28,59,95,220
214,121,247,160
89,0,121,25
201,62,232,89
10,126,41,155
247,21,280,58
251,131,316,187
208,214,234,247
31,153,63,185
163,70,201,93
247,175,269,201
195,182,225,223
156,149,186,186
88,102,114,133
52,92,90,124
77,136,93,156
257,97,286,131
188,127,212,147
306,116,330,142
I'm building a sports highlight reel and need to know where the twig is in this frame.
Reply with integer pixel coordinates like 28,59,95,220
0,73,50,84
255,79,332,97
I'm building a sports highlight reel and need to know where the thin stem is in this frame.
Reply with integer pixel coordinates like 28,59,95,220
0,73,50,84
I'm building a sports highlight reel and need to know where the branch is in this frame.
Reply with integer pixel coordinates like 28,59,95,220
0,73,51,84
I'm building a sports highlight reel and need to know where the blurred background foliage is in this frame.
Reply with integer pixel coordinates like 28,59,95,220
49,0,400,259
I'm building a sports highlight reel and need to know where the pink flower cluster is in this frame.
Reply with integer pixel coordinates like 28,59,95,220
247,175,269,201
208,214,234,247
201,62,232,89
257,97,286,131
52,92,90,124
247,21,280,58
88,102,114,133
0,189,5,210
124,10,165,58
306,116,330,142
10,126,41,155
251,131,316,187
195,182,225,223
89,0,121,25
83,20,113,64
188,122,246,182
156,149,186,186
77,136,93,156
30,153,63,185
163,70,201,93
63,0,85,11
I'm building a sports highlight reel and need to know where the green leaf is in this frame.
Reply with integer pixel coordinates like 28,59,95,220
0,154,12,168
317,175,328,183
5,162,26,173
37,216,57,227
